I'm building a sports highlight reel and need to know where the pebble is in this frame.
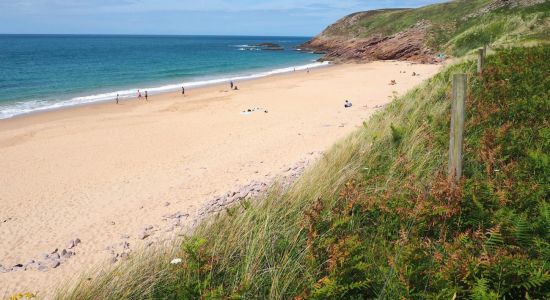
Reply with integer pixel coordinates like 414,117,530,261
0,265,11,273
12,264,24,272
51,253,60,260
164,211,189,220
38,265,48,272
164,202,171,207
25,262,38,271
62,250,74,259
50,260,60,268
138,231,150,240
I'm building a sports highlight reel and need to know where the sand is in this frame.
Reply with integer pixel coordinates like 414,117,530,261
0,61,442,297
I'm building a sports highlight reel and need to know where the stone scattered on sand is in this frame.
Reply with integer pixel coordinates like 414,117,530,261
38,265,48,272
0,265,11,273
50,260,60,268
164,202,171,207
62,250,74,259
194,155,318,221
163,211,189,220
25,262,38,271
138,231,150,240
3,239,83,273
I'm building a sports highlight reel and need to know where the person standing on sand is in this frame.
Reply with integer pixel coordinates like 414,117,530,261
138,90,142,99
182,86,185,95
145,91,148,101
230,81,234,89
116,94,119,104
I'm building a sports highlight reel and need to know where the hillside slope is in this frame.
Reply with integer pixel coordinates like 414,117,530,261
57,45,550,299
302,0,549,62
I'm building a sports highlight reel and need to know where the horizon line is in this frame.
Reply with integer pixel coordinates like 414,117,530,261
0,33,315,38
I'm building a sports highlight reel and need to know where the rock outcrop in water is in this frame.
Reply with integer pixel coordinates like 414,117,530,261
255,43,284,51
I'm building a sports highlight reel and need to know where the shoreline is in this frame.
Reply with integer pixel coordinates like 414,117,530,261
0,60,443,297
0,61,329,121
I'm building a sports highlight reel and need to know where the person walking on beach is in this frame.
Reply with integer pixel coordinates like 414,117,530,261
230,81,234,90
145,91,148,101
182,86,185,95
116,94,119,104
138,90,142,99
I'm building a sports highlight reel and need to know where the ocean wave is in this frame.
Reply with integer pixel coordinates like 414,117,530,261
238,47,261,51
0,61,330,120
231,44,260,48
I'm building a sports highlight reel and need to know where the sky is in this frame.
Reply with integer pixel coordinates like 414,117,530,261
0,0,448,36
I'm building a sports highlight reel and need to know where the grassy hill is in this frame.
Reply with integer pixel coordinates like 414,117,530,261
303,0,550,61
56,45,550,300
53,1,550,299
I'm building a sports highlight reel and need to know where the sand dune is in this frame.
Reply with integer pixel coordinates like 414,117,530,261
0,61,442,297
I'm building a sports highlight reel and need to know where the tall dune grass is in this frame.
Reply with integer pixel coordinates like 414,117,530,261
57,45,550,299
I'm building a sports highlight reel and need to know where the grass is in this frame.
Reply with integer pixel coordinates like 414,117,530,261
55,45,549,299
322,0,550,57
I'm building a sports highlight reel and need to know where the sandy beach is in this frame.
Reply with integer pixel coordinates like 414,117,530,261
0,61,442,297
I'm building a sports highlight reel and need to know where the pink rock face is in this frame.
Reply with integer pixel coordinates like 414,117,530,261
302,25,433,64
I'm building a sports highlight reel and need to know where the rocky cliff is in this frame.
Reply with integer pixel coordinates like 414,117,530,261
302,0,547,63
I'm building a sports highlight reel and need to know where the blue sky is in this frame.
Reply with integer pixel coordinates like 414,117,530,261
1,0,447,36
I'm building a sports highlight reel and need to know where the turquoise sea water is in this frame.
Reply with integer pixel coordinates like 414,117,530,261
0,35,323,119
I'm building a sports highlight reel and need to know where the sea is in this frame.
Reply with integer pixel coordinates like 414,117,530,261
0,35,324,119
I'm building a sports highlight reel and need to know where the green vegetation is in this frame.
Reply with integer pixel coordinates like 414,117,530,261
323,0,550,56
57,45,549,299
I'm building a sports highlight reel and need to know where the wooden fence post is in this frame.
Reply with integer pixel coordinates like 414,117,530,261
477,48,485,74
448,74,467,182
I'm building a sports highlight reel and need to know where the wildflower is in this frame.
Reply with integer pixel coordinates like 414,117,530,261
170,258,182,265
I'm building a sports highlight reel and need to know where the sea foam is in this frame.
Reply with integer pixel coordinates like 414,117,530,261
0,61,329,120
